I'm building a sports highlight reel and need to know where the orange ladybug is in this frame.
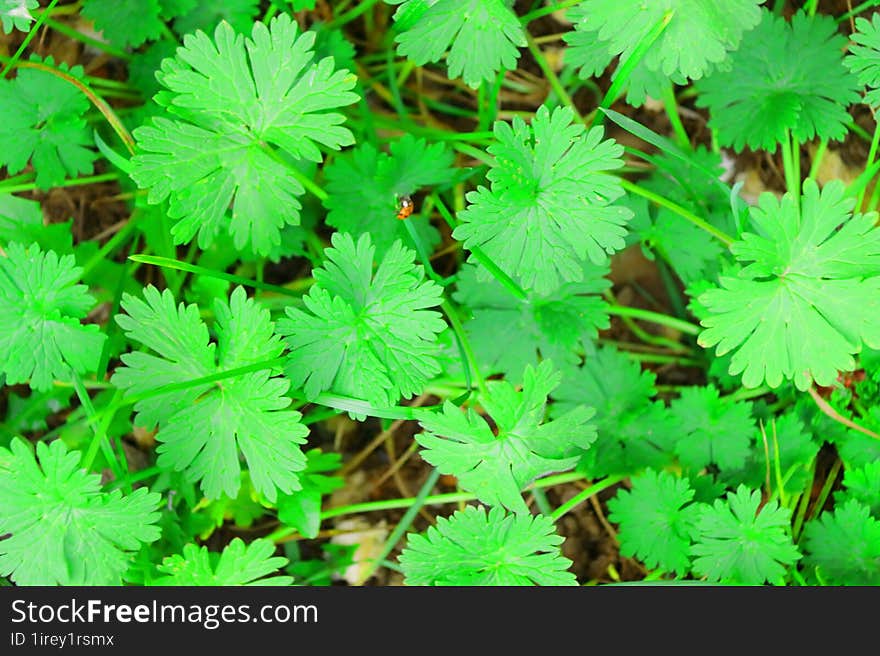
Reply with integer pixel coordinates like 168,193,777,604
396,194,414,220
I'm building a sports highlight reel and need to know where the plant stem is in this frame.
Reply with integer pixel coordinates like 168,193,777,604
268,472,589,542
660,81,690,149
524,32,581,121
593,11,674,127
42,16,131,60
620,179,735,247
550,475,626,521
128,254,311,298
0,0,61,79
328,0,383,28
10,59,135,155
0,171,119,195
606,305,700,336
354,468,441,585
837,0,880,23
519,0,581,24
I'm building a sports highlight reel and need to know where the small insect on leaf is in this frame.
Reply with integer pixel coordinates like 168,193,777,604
397,194,414,220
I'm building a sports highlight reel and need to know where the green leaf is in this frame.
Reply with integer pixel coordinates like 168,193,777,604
802,499,880,585
607,469,699,576
0,438,162,585
551,347,679,477
0,0,36,33
669,385,754,473
399,505,576,585
278,232,447,407
690,485,801,585
416,360,596,514
0,57,96,189
82,0,165,48
0,193,73,253
324,135,454,256
846,13,880,110
696,10,861,153
0,243,106,391
131,15,359,255
276,449,344,539
172,0,259,36
453,260,610,382
835,461,880,517
453,105,631,294
569,0,762,81
698,179,880,391
153,537,293,585
111,285,308,502
387,0,525,88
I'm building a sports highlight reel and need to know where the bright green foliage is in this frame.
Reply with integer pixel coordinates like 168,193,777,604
416,361,596,514
564,0,762,105
847,14,880,110
158,0,197,19
630,147,736,285
607,469,699,575
629,199,724,287
399,505,576,585
386,0,525,88
0,0,36,33
324,135,454,256
0,243,106,391
0,194,72,253
82,0,165,49
696,11,861,152
552,347,679,477
835,461,880,517
172,0,260,36
0,58,96,189
291,0,317,10
278,232,447,407
276,449,345,539
802,499,880,585
690,485,800,585
698,180,880,391
153,537,293,585
131,15,359,255
669,385,754,473
0,438,161,585
454,106,631,294
111,285,308,502
727,411,817,495
453,261,610,381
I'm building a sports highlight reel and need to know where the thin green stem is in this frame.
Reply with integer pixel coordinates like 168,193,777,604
257,143,328,202
128,254,311,298
606,305,700,336
520,0,580,23
0,0,61,79
550,475,626,522
442,299,486,398
593,11,674,127
0,172,119,195
807,139,828,183
328,0,383,28
432,193,528,301
621,179,734,247
42,16,131,60
267,472,588,542
524,32,581,120
858,127,880,208
806,457,843,523
660,82,689,149
9,59,135,154
355,468,441,585
838,0,880,23
803,0,819,15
